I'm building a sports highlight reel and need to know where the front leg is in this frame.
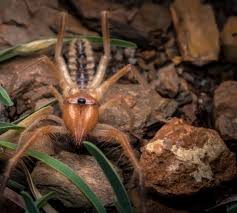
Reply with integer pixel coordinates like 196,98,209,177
48,85,64,111
89,123,145,212
16,114,65,151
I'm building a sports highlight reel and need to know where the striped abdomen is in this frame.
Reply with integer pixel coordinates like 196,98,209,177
67,38,95,89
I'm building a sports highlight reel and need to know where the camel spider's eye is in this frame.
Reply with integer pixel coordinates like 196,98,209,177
77,98,86,105
65,96,97,105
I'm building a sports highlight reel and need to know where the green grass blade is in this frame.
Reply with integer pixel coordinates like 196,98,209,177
0,36,137,62
0,106,53,142
8,179,26,191
0,85,13,106
114,202,124,213
0,176,25,191
0,51,18,62
0,122,24,133
21,191,40,213
79,35,137,48
227,203,237,213
83,141,132,213
35,192,55,209
0,46,19,62
110,38,137,48
0,141,106,213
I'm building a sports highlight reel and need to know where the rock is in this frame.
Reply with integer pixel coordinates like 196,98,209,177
221,16,237,63
170,0,219,65
155,64,180,98
31,151,116,208
69,0,171,45
140,118,236,195
130,3,171,44
100,84,178,137
175,78,192,106
214,81,237,140
153,64,192,105
137,58,156,77
179,93,198,124
0,0,95,49
1,0,30,26
164,33,181,64
140,50,157,62
52,13,98,36
0,56,57,118
121,48,137,65
0,0,57,47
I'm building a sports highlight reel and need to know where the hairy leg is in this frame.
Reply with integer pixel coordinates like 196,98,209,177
0,112,67,195
16,114,64,151
49,85,64,110
96,64,150,100
90,11,111,88
21,55,72,95
89,123,145,212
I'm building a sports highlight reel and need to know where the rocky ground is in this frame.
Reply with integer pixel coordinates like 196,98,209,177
1,0,237,212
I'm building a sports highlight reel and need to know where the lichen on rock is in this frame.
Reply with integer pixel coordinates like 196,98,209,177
140,118,236,195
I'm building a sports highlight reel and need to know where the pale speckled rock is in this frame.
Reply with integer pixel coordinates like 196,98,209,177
140,118,236,195
31,151,116,208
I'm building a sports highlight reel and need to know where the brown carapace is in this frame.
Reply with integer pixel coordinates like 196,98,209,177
63,92,99,145
0,11,149,212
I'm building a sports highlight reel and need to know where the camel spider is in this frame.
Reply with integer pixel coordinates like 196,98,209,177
1,11,148,212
